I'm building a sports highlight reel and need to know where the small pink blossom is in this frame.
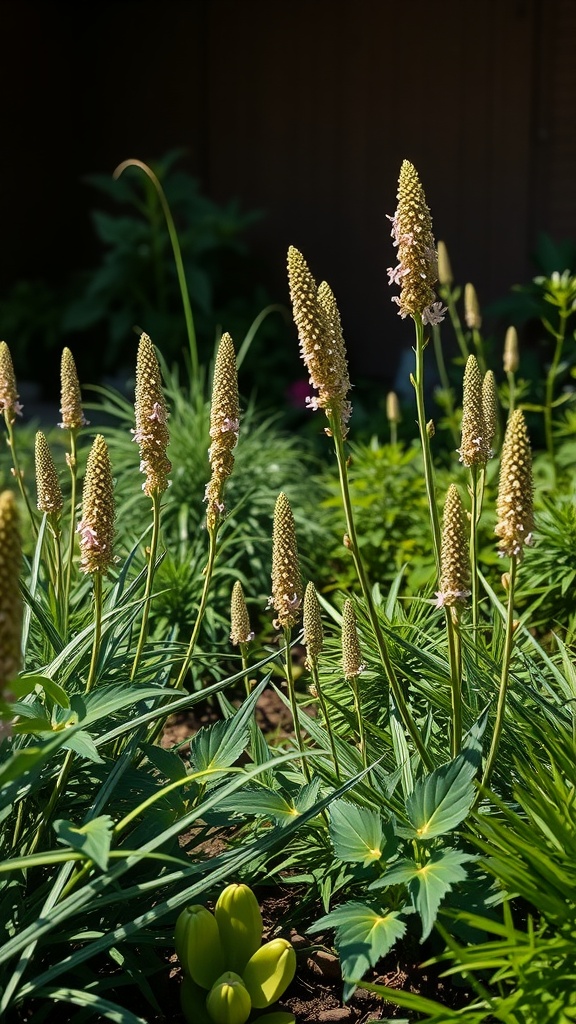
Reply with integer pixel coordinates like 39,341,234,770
77,520,101,549
422,301,447,326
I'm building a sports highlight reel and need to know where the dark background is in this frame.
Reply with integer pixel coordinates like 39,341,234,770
2,0,575,389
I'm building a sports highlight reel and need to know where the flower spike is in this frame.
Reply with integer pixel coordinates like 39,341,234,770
270,492,302,630
495,409,534,560
133,333,171,497
204,333,239,531
77,434,115,575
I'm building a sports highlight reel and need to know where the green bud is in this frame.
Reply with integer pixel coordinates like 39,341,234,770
242,938,296,1009
180,975,213,1024
175,904,225,989
252,1014,296,1024
206,971,252,1024
214,883,263,974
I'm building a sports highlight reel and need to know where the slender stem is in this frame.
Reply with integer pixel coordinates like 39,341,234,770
63,429,79,630
3,415,37,536
506,370,516,417
439,286,469,361
480,556,518,793
411,317,442,580
49,515,64,636
471,327,486,374
27,748,75,856
330,414,433,770
283,627,311,783
175,527,218,690
432,324,459,448
390,421,397,446
131,492,162,681
445,607,462,757
349,676,367,769
113,159,199,381
543,312,567,474
85,572,103,694
469,464,480,639
239,642,251,699
310,658,340,781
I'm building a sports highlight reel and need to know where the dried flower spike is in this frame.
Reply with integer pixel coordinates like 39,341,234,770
0,342,23,423
230,581,254,645
0,490,23,703
503,326,519,374
387,161,446,326
35,432,63,515
59,347,88,430
482,370,498,456
342,599,365,680
204,333,239,531
464,283,482,330
270,492,302,630
303,582,324,666
77,434,115,575
458,355,489,467
495,409,534,560
133,333,171,497
287,247,352,436
435,485,471,609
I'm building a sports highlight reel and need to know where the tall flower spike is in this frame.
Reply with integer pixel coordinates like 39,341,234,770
0,491,23,705
458,355,489,467
230,581,254,645
503,326,519,374
0,342,23,423
387,161,446,326
287,247,352,436
204,333,239,531
437,240,453,288
270,492,302,630
495,409,534,560
342,599,365,680
386,391,401,425
133,333,171,497
482,370,498,456
464,283,482,330
77,434,115,575
303,581,324,667
35,431,63,515
59,347,88,430
435,485,471,610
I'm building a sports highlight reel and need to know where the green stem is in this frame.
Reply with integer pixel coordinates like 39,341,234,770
432,324,459,449
239,642,251,699
411,317,442,581
544,313,568,474
85,572,103,694
445,608,462,757
471,327,486,374
439,286,469,361
27,748,75,856
3,415,37,536
506,371,516,417
330,413,433,770
310,658,340,781
390,420,397,446
113,159,198,381
49,515,64,636
63,430,79,633
131,492,162,681
283,627,311,783
469,464,480,639
349,675,367,769
480,556,518,794
175,527,218,691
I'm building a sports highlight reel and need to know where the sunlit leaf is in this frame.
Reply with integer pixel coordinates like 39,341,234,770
329,799,394,867
371,849,476,939
54,816,114,872
311,901,406,998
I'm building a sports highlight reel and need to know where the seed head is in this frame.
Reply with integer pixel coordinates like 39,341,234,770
204,333,239,531
287,247,352,437
464,283,482,330
386,391,401,424
503,326,519,374
0,342,23,423
435,485,471,610
270,492,302,630
133,333,171,497
77,434,115,575
437,240,453,288
342,599,365,680
59,348,88,430
0,491,23,703
482,370,498,456
303,582,324,666
387,161,446,326
495,410,534,560
458,355,490,467
230,581,254,645
35,431,63,516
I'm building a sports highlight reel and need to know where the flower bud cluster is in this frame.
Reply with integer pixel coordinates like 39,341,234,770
0,342,23,423
270,493,302,630
495,409,534,560
230,581,254,645
35,431,63,516
176,884,296,1024
133,333,171,497
59,347,88,430
204,333,239,530
77,434,115,575
342,599,365,680
435,484,471,610
458,355,497,466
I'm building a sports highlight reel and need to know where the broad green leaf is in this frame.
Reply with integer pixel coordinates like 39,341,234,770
11,675,70,709
188,717,250,773
295,777,322,813
329,799,392,867
311,901,406,998
215,788,301,823
141,743,188,783
54,816,114,872
404,751,478,839
62,730,104,764
372,849,476,940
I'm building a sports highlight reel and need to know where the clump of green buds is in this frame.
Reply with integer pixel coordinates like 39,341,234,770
176,884,297,1024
